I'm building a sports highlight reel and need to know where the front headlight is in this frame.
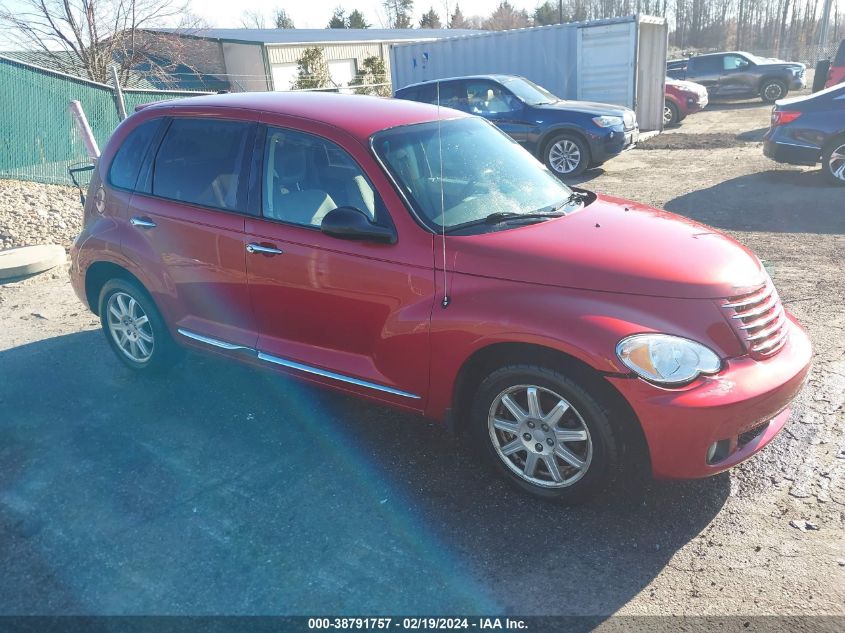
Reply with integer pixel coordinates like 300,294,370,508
616,334,721,385
592,115,624,128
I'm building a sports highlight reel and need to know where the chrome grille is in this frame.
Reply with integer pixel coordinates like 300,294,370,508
722,280,788,357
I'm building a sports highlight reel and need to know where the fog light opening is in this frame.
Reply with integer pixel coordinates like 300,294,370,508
706,439,732,465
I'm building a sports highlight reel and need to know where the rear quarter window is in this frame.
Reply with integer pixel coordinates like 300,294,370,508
108,119,161,190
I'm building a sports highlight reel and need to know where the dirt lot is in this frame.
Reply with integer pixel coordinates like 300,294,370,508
0,101,843,618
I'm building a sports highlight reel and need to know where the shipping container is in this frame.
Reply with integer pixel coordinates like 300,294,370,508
390,15,668,132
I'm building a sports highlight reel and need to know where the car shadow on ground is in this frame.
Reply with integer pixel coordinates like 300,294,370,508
665,169,845,234
0,331,729,616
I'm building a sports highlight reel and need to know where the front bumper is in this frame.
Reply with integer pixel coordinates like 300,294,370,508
790,75,806,90
592,126,639,163
607,317,812,479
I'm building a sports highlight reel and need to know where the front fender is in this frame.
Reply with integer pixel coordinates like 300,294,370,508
425,273,743,420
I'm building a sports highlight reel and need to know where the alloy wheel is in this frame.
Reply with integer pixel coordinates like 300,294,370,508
764,83,784,101
106,291,154,363
663,104,673,125
828,143,845,182
548,139,582,174
487,384,592,488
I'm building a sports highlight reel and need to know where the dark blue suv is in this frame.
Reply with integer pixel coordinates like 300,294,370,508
394,74,639,178
763,82,845,185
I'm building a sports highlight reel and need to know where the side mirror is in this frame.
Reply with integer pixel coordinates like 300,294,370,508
321,206,396,244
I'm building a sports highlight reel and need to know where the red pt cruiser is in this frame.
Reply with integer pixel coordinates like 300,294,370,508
70,93,812,501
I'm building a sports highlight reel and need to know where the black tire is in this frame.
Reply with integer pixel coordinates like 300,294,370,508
469,364,620,503
760,79,787,103
663,100,680,127
98,278,182,373
821,135,845,186
543,133,590,178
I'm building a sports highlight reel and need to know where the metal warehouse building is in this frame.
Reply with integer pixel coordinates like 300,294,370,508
390,16,669,131
145,28,480,93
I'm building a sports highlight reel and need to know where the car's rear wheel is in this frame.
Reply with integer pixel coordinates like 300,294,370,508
760,79,787,103
470,365,619,502
663,100,680,126
99,278,181,372
822,136,845,186
544,133,590,178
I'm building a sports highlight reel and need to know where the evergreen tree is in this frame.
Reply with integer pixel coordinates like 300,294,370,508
449,3,469,28
347,9,370,28
383,0,414,29
291,47,332,90
328,7,346,28
350,56,390,97
419,7,442,28
273,8,295,28
532,1,563,26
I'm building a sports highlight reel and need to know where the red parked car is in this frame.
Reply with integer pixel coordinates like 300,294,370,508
664,77,709,126
70,92,812,501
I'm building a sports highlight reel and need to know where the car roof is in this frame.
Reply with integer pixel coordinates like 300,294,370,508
396,74,521,91
143,91,469,142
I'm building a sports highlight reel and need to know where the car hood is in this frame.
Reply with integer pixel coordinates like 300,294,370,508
666,78,707,94
536,99,634,119
450,194,766,299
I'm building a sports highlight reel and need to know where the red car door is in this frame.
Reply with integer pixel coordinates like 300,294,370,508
243,120,435,409
121,114,260,349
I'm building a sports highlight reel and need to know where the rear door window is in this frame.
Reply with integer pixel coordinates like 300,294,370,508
693,56,722,74
108,119,162,191
151,118,255,212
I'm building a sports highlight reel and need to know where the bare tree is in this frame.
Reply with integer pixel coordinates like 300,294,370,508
241,9,267,29
0,0,206,85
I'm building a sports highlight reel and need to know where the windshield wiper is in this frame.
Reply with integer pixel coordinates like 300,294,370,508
444,210,566,234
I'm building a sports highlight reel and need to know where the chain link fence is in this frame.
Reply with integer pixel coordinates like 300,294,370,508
0,56,210,186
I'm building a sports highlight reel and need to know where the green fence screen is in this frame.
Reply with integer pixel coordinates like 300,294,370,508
0,56,208,185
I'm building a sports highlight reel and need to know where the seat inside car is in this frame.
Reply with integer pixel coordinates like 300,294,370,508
265,132,337,226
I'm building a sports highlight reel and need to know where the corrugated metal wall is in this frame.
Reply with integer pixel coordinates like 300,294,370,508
267,43,385,66
390,25,579,99
577,21,637,108
390,16,668,131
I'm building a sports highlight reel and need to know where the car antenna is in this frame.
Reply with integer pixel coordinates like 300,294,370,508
437,80,450,309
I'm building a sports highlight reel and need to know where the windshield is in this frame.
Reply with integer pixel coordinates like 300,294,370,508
372,117,575,233
502,77,559,105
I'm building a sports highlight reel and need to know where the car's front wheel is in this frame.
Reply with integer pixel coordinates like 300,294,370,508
543,133,590,178
760,79,787,103
470,365,619,502
99,278,181,372
822,135,845,186
663,100,680,126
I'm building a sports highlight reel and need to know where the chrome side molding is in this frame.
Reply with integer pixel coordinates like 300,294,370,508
177,328,420,400
257,352,421,400
177,328,255,352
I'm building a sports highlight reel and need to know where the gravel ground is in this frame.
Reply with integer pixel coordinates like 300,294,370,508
0,180,82,252
0,101,843,617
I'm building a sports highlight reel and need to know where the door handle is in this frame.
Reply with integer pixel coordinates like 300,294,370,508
130,216,156,229
246,243,284,255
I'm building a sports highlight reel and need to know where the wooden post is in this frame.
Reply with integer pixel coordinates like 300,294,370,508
111,65,127,121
